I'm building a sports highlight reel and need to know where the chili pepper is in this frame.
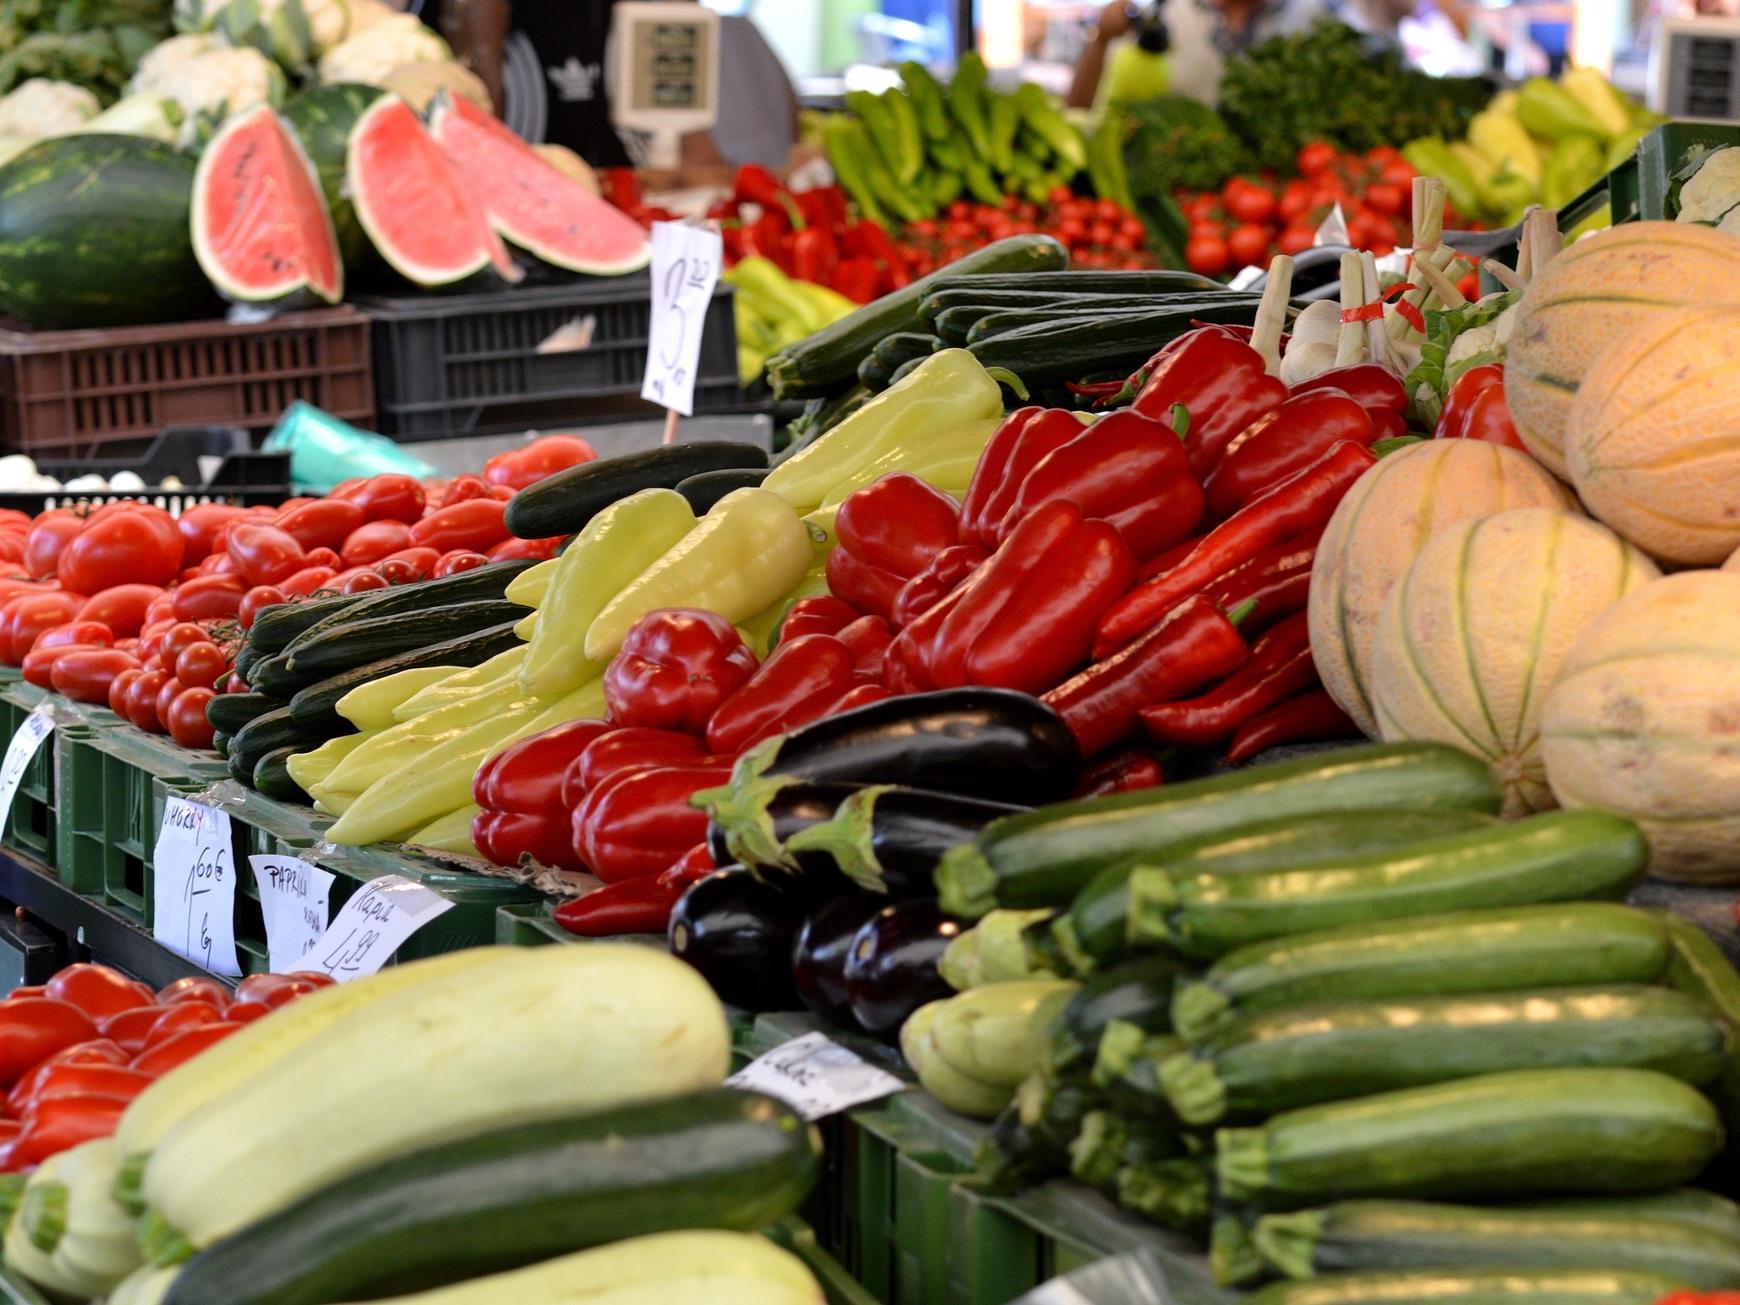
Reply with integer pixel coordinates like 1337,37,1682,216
9,1092,129,1168
472,810,584,872
1095,441,1378,657
16,1062,152,1109
824,547,905,625
823,117,890,226
1043,595,1249,759
472,717,611,814
573,763,733,883
559,727,710,808
1138,611,1316,747
1292,363,1409,421
5,1040,126,1116
1137,532,1207,582
835,472,961,578
707,634,862,756
658,842,717,890
732,163,787,209
1203,390,1376,518
1002,408,1204,560
1227,688,1358,765
891,543,989,629
1075,749,1165,798
960,408,1088,550
834,257,881,304
97,1006,168,1055
554,876,686,938
1131,328,1288,478
601,608,760,735
1436,364,1525,449
837,615,892,679
780,596,862,644
1198,535,1319,633
0,998,97,1087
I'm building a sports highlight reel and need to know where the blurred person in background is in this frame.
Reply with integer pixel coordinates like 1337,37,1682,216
1069,0,1331,105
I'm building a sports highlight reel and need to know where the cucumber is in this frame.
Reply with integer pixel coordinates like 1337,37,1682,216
1044,953,1186,1074
1215,1067,1724,1209
244,653,310,700
1127,810,1646,960
929,269,1219,298
935,743,1503,919
288,622,524,733
229,707,331,782
1238,1268,1692,1304
675,467,769,515
156,1088,820,1305
764,234,1067,398
1056,809,1499,974
505,442,767,540
251,749,309,805
963,294,1262,346
247,591,372,655
857,352,895,391
872,331,944,370
285,561,538,652
1251,1198,1740,1287
232,643,262,687
918,288,1152,327
211,731,230,760
1656,910,1740,1174
967,299,1268,384
204,693,279,738
1173,903,1673,1042
284,601,523,680
1160,985,1728,1125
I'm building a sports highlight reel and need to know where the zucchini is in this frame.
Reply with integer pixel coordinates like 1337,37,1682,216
1215,1067,1724,1209
1056,809,1499,974
1161,985,1727,1125
1238,1268,1692,1304
285,561,537,652
247,591,372,655
1251,1198,1740,1288
156,1089,819,1305
1115,1155,1213,1232
1044,953,1186,1074
242,653,309,701
251,749,308,805
504,442,767,540
284,601,523,680
675,467,769,515
1520,1188,1740,1241
1127,810,1646,960
1173,903,1673,1042
1067,1109,1184,1192
228,707,331,782
288,622,524,732
204,693,278,737
764,233,1067,398
962,294,1261,346
935,743,1503,919
1657,909,1740,1161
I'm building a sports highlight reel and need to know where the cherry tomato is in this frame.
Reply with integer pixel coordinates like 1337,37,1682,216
1276,223,1317,256
154,675,184,724
1185,233,1230,278
158,623,210,668
340,519,412,567
173,641,228,689
1222,177,1276,225
374,558,420,585
274,499,365,552
1363,181,1406,216
108,666,143,715
1227,222,1272,270
165,687,217,750
23,511,83,580
59,507,183,594
408,498,509,553
74,584,164,640
124,668,169,731
279,565,337,596
35,621,113,653
1378,156,1416,189
223,670,251,693
4,592,86,663
341,570,390,594
175,504,244,565
335,474,425,524
375,546,440,579
238,585,286,630
225,524,305,586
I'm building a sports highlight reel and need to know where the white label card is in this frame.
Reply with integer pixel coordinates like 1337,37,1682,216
298,874,454,983
640,220,723,417
152,797,240,977
0,705,53,835
726,1032,906,1121
249,854,335,973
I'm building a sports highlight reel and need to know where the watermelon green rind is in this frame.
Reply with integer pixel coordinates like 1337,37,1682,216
0,134,218,329
283,81,380,271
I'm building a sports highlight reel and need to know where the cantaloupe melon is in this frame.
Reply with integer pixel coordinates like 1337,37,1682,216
1371,508,1658,815
1542,570,1740,882
1308,439,1574,739
1505,222,1740,479
1566,305,1740,566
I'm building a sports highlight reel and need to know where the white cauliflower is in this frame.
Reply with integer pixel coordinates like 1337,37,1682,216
0,79,100,139
128,34,222,96
318,12,449,86
131,43,286,135
342,0,396,36
1677,146,1740,228
1444,294,1520,373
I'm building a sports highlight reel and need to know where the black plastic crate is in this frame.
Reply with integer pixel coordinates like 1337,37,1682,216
0,425,291,514
357,276,752,440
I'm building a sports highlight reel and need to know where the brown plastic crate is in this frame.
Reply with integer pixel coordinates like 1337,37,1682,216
0,308,375,460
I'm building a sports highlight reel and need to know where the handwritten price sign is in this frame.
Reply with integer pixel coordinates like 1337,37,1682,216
726,1031,905,1120
640,220,722,417
298,874,453,983
152,797,240,976
0,704,53,836
249,854,335,972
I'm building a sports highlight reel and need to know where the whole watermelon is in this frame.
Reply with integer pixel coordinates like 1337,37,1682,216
283,82,384,273
0,135,218,329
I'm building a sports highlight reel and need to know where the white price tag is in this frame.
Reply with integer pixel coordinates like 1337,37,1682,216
0,705,53,834
640,220,723,417
152,797,240,976
249,854,335,973
1315,201,1350,247
298,874,454,983
726,1032,905,1121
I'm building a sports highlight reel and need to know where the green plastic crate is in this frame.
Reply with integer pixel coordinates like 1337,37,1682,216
1635,120,1740,220
770,1217,882,1305
0,679,56,866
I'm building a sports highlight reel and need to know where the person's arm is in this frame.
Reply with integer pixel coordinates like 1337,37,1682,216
1068,1,1134,108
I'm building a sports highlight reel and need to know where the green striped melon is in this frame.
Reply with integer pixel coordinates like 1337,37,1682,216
1567,305,1740,566
1542,570,1740,883
1308,439,1575,739
1372,508,1658,815
282,82,382,272
1506,222,1740,479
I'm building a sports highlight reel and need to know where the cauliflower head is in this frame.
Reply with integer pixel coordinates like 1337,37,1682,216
318,12,449,86
0,79,100,138
1677,146,1740,227
127,34,221,96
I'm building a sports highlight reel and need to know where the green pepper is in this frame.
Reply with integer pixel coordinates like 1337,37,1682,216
961,154,1003,205
929,131,966,171
847,90,905,176
900,60,952,143
1542,133,1605,208
882,88,925,184
1085,110,1134,211
1515,76,1606,143
1402,137,1484,222
823,115,888,225
950,50,993,161
931,169,963,208
1015,83,1086,172
987,89,1019,173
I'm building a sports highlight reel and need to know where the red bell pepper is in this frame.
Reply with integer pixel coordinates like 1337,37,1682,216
732,163,787,209
797,185,848,229
602,609,760,735
1197,535,1319,634
572,763,733,883
1203,389,1376,518
706,634,863,755
1131,327,1288,477
1292,363,1408,422
1042,595,1250,758
959,408,1088,550
1138,611,1316,746
554,877,685,938
836,615,891,680
1436,364,1524,449
834,258,881,304
841,220,909,288
5,1040,127,1117
0,998,98,1087
883,582,968,694
826,474,961,622
1075,749,1165,798
791,224,839,287
779,595,861,643
559,727,710,808
472,810,584,872
472,718,612,814
9,1092,128,1168
1095,441,1378,657
1001,408,1204,560
1226,689,1359,765
129,1022,238,1076
890,544,988,629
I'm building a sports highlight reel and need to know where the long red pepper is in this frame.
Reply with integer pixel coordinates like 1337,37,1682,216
1131,328,1287,477
1226,689,1359,765
960,409,1087,550
779,595,862,643
1292,363,1408,420
1138,611,1316,746
890,543,988,628
706,634,862,755
554,878,683,938
1094,440,1377,658
1202,390,1375,519
1197,536,1319,633
1074,749,1165,798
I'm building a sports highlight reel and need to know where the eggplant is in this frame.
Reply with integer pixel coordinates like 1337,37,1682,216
790,893,884,1030
706,781,860,878
843,899,963,1038
668,868,805,1012
783,784,1025,896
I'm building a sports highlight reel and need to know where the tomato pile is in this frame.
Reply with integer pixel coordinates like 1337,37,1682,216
0,434,595,749
901,190,1156,277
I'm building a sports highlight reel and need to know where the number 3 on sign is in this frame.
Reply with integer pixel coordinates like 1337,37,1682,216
152,796,240,977
641,220,722,418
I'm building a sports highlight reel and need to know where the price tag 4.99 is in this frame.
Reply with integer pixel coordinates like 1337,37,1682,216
299,874,453,983
0,704,53,835
249,854,335,972
152,796,240,977
640,220,722,417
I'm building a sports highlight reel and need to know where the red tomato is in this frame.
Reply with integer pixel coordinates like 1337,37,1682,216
23,511,85,580
237,585,285,630
1378,156,1416,189
336,474,425,524
341,571,390,594
1276,223,1317,256
125,669,169,731
49,649,139,703
5,592,86,663
408,498,509,553
22,643,100,689
1185,234,1230,277
44,966,151,1023
154,676,184,724
433,550,490,578
172,641,228,689
165,687,216,750
437,474,492,507
279,565,337,596
373,558,419,585
1223,179,1276,225
175,504,244,565
225,524,305,586
1226,223,1272,269
76,585,164,639
303,547,340,570
170,574,245,623
274,499,365,552
488,536,562,562
157,977,228,1008
130,1022,236,1076
340,519,412,567
373,547,440,581
59,508,182,594
35,621,113,653
108,667,143,715
1363,181,1406,216
1296,141,1338,177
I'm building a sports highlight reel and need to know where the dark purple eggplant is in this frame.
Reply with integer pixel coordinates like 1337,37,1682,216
782,784,1025,896
668,868,805,1012
706,781,860,878
790,893,885,1030
843,899,964,1039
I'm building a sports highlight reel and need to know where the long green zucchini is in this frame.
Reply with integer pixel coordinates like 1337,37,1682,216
1252,1198,1740,1287
1656,909,1740,1157
928,269,1220,298
287,622,525,732
966,299,1268,384
1067,1109,1183,1191
283,601,523,680
1171,903,1673,1042
1127,810,1646,960
1043,953,1186,1073
157,1089,819,1305
936,744,1502,919
1216,1067,1724,1209
1238,1267,1693,1304
1519,1188,1740,1241
504,443,766,541
1161,985,1727,1125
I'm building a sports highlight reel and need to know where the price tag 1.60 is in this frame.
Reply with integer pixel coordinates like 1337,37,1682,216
249,854,335,972
0,704,53,836
299,874,454,983
726,1032,905,1121
151,796,240,977
640,220,722,417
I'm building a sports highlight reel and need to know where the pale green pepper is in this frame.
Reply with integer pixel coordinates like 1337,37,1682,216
1516,77,1606,143
327,679,532,795
393,647,527,722
818,417,998,508
284,732,373,793
503,557,558,608
1468,109,1542,187
406,805,481,856
336,665,463,731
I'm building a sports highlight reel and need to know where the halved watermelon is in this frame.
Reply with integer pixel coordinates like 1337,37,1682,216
428,93,651,277
283,82,381,272
347,94,519,289
192,104,343,305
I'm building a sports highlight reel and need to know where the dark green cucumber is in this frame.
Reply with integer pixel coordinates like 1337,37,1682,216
764,233,1067,398
157,1088,820,1305
968,299,1269,383
204,692,279,738
1215,1067,1724,1209
244,653,311,701
918,288,1153,327
1045,953,1186,1074
232,642,263,687
674,467,770,515
247,590,372,655
505,442,767,540
1056,808,1499,974
1656,910,1740,1168
1173,903,1673,1042
963,294,1261,346
1161,985,1727,1125
285,561,537,651
284,601,523,680
936,743,1503,919
871,331,944,369
1252,1198,1740,1288
856,352,895,391
211,731,230,760
229,707,331,782
928,270,1219,298
252,748,309,804
1238,1267,1693,1304
288,622,524,732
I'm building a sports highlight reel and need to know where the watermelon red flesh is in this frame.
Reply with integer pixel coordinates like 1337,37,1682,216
347,95,519,289
428,93,651,276
192,104,343,305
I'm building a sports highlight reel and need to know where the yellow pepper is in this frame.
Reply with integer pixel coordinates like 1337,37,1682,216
284,732,373,792
406,805,481,856
818,417,998,508
504,557,560,608
393,647,528,722
327,679,532,795
514,610,539,640
308,785,354,817
336,666,464,731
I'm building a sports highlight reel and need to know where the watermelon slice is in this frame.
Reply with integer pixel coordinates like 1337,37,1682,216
192,103,343,306
428,93,651,277
347,94,519,290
